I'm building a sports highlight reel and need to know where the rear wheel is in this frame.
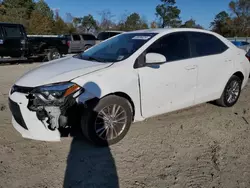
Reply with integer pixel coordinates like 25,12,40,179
216,75,242,107
81,95,133,146
47,48,62,61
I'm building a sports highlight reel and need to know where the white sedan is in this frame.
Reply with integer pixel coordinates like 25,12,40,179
8,28,250,146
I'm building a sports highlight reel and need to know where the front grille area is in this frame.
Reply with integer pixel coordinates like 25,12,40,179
11,85,34,94
8,98,28,130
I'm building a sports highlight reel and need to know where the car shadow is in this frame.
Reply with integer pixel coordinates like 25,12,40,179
63,81,119,188
63,137,119,188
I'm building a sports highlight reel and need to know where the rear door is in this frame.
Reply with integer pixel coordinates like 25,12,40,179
1,24,26,57
70,34,82,52
188,32,233,104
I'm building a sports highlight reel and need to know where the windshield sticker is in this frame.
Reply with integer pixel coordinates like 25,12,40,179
132,36,151,40
117,56,124,60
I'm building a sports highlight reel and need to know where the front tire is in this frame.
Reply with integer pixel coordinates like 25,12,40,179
81,95,133,146
216,75,242,107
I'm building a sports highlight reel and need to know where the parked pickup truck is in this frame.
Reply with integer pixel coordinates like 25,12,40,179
0,22,69,62
65,33,97,53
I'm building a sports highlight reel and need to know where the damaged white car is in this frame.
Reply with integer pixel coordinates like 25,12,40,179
9,28,250,146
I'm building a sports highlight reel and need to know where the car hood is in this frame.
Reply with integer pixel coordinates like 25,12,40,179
15,56,112,87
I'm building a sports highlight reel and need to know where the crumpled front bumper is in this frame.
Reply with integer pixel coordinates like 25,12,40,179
9,92,61,142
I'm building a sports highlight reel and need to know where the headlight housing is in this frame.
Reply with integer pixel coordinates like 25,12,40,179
31,82,81,101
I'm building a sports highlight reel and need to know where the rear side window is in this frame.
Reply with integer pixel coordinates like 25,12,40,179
2,25,23,37
72,35,81,41
147,32,190,62
189,32,228,57
81,34,96,40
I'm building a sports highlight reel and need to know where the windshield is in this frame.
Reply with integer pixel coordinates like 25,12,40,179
76,32,157,62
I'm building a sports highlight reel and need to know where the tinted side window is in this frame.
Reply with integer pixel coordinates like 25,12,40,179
189,32,228,57
97,32,110,40
3,25,23,37
72,35,81,41
147,32,190,62
109,32,121,38
81,34,96,40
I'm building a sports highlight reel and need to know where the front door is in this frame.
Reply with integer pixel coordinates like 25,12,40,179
137,32,198,118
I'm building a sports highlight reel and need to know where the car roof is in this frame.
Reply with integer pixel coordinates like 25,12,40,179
99,30,124,33
126,28,217,36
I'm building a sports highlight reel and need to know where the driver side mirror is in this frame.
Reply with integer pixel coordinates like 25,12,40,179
145,53,166,65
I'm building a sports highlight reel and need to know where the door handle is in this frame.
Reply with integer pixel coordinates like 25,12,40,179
185,65,197,70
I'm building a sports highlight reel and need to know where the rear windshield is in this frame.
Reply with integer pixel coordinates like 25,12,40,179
2,25,23,37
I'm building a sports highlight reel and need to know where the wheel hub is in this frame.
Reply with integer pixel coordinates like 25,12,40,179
226,80,240,103
95,104,127,141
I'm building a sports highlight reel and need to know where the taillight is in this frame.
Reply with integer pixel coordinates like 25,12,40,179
67,41,70,47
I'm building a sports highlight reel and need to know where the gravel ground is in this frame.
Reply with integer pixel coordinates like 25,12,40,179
1,63,250,188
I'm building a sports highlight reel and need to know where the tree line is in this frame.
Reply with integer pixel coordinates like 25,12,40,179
0,0,249,37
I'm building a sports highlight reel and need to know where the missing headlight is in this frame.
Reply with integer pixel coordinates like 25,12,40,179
26,82,83,131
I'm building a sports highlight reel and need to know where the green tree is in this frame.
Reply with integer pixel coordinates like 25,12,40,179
34,0,53,20
155,0,181,28
229,0,250,36
123,13,148,31
2,0,34,18
72,17,82,28
53,17,70,34
150,21,158,28
66,23,76,34
81,14,98,32
28,10,54,34
98,9,116,30
181,19,203,29
210,11,232,36
0,2,6,15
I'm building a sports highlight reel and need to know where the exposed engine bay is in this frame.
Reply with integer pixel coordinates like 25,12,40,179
26,92,78,131
24,83,87,131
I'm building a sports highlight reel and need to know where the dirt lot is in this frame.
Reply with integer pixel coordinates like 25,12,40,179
1,63,250,188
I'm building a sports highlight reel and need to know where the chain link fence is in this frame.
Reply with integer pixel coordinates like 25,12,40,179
226,37,249,42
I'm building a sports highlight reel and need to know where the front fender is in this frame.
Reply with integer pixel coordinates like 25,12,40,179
71,69,144,122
